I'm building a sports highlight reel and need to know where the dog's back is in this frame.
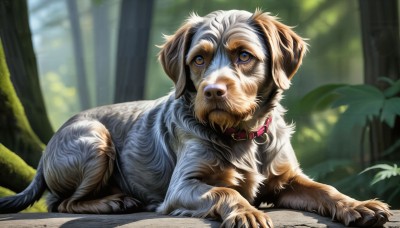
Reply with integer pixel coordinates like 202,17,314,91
0,95,177,213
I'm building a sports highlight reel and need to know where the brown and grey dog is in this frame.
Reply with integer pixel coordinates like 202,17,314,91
0,10,391,227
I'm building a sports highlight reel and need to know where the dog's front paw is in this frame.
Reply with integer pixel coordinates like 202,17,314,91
221,208,273,228
336,199,391,227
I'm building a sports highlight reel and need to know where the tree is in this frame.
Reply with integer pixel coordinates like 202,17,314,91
359,0,400,163
92,0,112,106
0,40,44,168
66,0,91,110
114,0,154,102
0,0,53,143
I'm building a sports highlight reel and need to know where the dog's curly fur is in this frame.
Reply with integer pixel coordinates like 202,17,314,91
0,10,392,227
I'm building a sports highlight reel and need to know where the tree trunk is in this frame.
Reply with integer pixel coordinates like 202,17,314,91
92,0,112,106
359,0,400,87
66,0,91,110
359,0,400,164
0,41,44,168
114,0,154,103
0,0,53,144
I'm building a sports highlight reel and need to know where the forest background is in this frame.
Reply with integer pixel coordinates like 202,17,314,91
0,0,399,212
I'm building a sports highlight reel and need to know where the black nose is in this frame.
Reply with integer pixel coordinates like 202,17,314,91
203,84,227,100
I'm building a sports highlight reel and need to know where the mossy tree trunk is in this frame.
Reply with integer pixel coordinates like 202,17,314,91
0,143,47,212
0,0,54,144
0,40,44,168
0,144,36,193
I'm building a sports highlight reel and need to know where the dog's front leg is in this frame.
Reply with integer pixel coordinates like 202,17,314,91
272,172,392,227
157,152,272,228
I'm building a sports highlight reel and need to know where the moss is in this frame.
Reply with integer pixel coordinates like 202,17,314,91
0,144,36,192
0,41,31,134
0,40,45,167
0,143,47,212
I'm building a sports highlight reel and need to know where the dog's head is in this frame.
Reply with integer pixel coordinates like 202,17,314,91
159,10,307,130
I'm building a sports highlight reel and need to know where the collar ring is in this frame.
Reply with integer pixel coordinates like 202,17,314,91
253,132,269,145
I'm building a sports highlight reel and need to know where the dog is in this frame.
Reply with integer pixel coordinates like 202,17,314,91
0,10,391,227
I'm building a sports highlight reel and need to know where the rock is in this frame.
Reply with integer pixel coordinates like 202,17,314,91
0,209,399,227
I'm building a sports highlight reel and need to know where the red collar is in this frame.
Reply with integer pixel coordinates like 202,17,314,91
224,116,272,142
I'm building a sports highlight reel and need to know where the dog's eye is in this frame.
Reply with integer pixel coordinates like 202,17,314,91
237,51,252,64
193,55,205,66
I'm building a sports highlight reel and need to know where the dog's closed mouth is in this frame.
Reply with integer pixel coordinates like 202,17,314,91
209,108,227,113
208,108,234,118
206,109,240,130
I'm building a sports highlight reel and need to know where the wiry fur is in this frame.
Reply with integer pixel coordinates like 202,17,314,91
0,10,391,227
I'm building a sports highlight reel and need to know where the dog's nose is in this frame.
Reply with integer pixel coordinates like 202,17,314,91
203,84,227,100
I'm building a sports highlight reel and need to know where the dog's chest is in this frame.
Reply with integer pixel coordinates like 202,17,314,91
203,143,265,202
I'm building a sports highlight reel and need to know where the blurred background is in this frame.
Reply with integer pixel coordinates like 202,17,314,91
0,0,399,211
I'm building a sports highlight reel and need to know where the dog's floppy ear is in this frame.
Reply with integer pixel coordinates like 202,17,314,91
158,15,202,98
252,11,308,90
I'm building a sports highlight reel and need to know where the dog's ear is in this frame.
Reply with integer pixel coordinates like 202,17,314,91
252,11,308,90
158,15,202,98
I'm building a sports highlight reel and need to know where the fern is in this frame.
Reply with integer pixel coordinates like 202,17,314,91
299,78,400,206
361,164,400,185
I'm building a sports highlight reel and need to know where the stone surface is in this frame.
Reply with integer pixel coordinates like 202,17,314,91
0,209,399,227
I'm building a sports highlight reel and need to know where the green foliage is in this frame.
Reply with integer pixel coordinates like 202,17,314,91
361,164,400,202
41,71,78,129
299,84,345,113
298,78,400,207
361,164,400,185
383,139,400,156
300,80,400,128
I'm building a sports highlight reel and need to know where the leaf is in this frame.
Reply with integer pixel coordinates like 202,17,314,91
383,79,400,98
388,185,400,202
339,99,384,126
298,84,345,113
380,97,400,127
327,85,385,126
383,138,400,156
378,77,395,86
361,164,400,185
332,85,384,108
361,164,396,173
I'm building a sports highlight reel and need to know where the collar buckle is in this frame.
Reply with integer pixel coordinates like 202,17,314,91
227,116,272,143
231,132,248,141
